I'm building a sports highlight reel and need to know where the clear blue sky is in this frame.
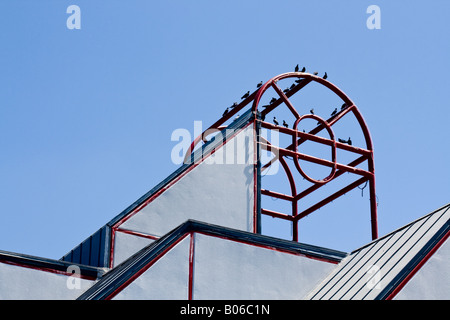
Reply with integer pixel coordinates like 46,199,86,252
1,1,449,259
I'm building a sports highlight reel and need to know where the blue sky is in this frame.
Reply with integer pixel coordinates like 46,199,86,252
0,1,449,259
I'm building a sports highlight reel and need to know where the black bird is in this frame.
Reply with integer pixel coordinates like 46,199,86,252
230,102,238,109
341,103,347,110
273,117,279,126
330,108,338,117
338,137,352,146
241,91,250,99
301,67,306,72
290,83,296,89
283,87,290,93
283,120,289,128
295,78,303,83
295,64,299,72
323,72,328,79
310,108,315,115
313,71,319,75
256,81,263,88
223,108,229,117
270,97,277,104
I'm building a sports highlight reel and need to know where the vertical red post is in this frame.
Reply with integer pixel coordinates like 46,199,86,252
188,232,195,300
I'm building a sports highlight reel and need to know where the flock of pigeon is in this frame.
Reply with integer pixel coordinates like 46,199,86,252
221,65,352,146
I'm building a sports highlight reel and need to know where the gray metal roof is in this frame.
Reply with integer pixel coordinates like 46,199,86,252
307,203,450,300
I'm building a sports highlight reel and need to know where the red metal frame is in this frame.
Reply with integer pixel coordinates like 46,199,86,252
188,232,195,300
254,72,377,242
185,71,378,243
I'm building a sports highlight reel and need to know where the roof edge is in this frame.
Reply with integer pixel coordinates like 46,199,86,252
77,219,347,300
350,202,450,255
0,249,106,280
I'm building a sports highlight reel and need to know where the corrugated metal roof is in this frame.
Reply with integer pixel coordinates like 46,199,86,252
308,203,450,300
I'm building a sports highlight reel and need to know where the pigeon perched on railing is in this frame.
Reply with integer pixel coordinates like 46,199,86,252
338,137,352,145
223,108,229,117
241,91,250,99
330,108,338,117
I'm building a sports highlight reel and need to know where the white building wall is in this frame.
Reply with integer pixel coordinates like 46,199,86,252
113,235,191,300
108,231,339,300
192,234,337,300
0,262,95,300
113,231,155,266
119,126,255,236
394,237,450,300
112,125,256,267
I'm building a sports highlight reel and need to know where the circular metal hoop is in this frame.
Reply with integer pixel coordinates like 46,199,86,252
292,115,337,185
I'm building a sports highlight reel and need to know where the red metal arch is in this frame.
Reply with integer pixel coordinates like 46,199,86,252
184,71,378,242
253,72,377,242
